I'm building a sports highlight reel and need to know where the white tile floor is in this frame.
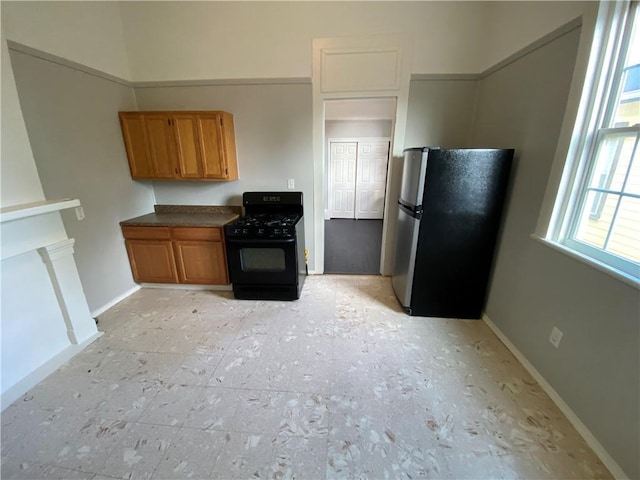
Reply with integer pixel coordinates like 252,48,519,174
1,275,612,479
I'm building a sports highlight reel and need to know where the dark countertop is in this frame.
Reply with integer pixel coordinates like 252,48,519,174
120,205,242,228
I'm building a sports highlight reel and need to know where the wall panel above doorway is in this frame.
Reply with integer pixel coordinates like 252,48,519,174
321,48,402,93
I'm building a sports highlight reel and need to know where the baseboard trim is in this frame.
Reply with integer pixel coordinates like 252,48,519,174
90,285,141,318
1,332,103,411
482,314,628,480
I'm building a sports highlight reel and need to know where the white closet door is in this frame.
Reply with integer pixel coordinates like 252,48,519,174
355,141,389,219
329,142,357,218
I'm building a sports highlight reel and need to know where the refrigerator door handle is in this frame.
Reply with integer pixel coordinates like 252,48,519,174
398,199,422,219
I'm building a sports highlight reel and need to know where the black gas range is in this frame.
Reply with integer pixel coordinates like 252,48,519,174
224,192,306,300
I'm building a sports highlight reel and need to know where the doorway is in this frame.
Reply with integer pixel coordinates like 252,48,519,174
323,99,395,274
312,33,412,275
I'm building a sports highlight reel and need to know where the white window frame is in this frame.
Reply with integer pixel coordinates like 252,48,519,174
539,0,640,286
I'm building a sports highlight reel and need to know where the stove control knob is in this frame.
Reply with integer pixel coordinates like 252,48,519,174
257,228,265,236
242,228,249,235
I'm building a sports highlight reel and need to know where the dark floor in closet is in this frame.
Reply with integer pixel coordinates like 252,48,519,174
324,219,383,274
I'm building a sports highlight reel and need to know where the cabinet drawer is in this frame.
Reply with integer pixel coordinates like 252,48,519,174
122,226,171,240
171,227,222,241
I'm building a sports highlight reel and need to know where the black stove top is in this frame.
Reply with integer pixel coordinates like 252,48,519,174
225,214,301,239
234,213,300,227
225,191,304,239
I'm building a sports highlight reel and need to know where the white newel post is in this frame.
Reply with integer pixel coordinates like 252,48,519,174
38,238,98,344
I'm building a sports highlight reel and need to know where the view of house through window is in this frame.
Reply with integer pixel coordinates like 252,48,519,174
556,1,640,280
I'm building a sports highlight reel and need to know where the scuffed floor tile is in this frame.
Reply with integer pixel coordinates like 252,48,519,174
0,277,614,480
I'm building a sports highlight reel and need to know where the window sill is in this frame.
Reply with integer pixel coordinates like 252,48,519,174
530,234,640,289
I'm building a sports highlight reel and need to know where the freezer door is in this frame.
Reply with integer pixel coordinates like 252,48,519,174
399,148,428,207
391,206,421,310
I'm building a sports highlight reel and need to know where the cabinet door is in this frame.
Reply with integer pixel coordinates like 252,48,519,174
145,114,178,178
174,240,228,285
197,114,227,179
173,114,203,178
219,112,239,180
125,239,178,283
119,113,153,178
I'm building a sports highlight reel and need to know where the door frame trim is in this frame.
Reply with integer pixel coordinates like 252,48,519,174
312,34,412,275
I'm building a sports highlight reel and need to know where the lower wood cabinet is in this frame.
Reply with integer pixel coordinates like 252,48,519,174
122,225,229,285
174,241,227,284
125,239,178,283
172,227,228,284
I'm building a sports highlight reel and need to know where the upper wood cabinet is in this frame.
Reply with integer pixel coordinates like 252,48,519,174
118,111,238,181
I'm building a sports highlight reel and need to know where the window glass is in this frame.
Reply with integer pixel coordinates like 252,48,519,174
608,197,640,262
610,16,640,127
556,2,640,281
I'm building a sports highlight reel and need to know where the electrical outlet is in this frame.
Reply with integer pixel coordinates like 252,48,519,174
549,326,563,348
287,178,295,190
75,206,85,221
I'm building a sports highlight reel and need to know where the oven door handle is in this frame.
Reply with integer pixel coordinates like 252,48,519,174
226,237,296,245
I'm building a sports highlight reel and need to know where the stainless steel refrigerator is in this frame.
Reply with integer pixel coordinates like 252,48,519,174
391,147,514,318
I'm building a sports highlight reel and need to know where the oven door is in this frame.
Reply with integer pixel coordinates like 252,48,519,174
225,237,298,286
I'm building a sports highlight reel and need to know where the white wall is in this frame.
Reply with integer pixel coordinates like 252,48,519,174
133,82,314,264
1,249,69,396
1,1,132,80
122,1,592,80
0,33,97,404
0,33,44,206
404,79,478,148
481,1,592,71
8,48,156,315
119,1,489,80
326,120,392,140
1,2,592,82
